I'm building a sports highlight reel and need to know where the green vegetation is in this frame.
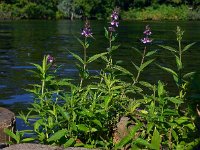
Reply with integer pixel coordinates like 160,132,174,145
4,11,200,149
0,0,200,20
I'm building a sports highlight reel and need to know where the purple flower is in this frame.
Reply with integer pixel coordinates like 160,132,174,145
141,37,152,44
143,25,152,36
141,25,153,44
108,8,120,32
47,54,54,64
81,21,92,38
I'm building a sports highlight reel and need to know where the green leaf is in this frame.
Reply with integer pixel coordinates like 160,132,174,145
171,129,178,142
175,117,190,124
145,50,157,57
115,123,142,149
157,64,178,77
69,51,84,64
139,81,154,90
29,63,43,73
159,45,177,53
113,65,133,76
4,129,18,143
134,138,152,149
158,81,165,97
147,122,154,134
185,123,195,130
132,62,140,71
87,52,107,64
47,129,67,142
182,42,195,53
21,138,35,142
92,119,102,128
169,97,183,104
132,47,142,56
77,38,85,48
140,59,155,71
64,138,75,148
111,45,120,52
151,128,161,150
183,72,196,79
34,119,43,132
77,124,89,132
175,55,182,71
58,106,70,121
104,27,109,39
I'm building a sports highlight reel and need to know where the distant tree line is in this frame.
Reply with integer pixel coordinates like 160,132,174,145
0,0,200,19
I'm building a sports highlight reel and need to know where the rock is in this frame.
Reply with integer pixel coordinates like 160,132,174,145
0,107,16,149
2,144,99,150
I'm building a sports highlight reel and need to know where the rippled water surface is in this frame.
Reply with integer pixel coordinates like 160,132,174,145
0,20,200,113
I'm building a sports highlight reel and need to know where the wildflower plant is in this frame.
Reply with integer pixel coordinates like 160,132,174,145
4,9,200,150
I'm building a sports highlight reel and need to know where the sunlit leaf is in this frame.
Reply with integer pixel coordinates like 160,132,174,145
140,59,155,71
47,129,67,142
113,65,133,76
151,128,161,150
64,138,75,148
157,64,178,77
87,52,107,64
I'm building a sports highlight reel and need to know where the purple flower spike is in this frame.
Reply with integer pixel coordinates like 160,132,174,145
141,25,153,44
47,54,54,64
81,21,92,38
109,8,120,32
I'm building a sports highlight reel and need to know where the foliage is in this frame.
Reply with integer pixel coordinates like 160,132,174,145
4,12,200,149
1,0,200,20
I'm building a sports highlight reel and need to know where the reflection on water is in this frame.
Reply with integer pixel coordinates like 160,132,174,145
0,20,200,115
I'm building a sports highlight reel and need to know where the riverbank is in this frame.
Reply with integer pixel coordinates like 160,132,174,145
0,3,200,20
121,5,200,20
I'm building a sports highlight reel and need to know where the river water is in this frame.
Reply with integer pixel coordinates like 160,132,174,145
0,20,200,114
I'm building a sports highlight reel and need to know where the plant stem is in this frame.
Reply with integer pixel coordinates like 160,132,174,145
134,46,147,84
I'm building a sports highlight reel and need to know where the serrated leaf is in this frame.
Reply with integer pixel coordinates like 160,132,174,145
113,65,133,76
151,128,161,150
182,42,195,53
140,59,155,71
77,124,89,132
87,52,107,64
69,51,84,64
145,50,157,57
115,123,142,149
47,129,67,142
159,45,177,53
157,64,178,77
